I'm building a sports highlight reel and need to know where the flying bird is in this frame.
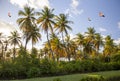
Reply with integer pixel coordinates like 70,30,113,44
88,17,91,21
8,12,11,17
99,12,105,17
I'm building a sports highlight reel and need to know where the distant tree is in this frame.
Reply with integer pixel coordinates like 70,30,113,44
0,33,4,59
54,14,73,43
83,27,96,58
23,26,41,50
9,31,21,60
94,33,103,55
103,35,114,57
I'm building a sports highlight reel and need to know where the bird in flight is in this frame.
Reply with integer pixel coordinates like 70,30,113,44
99,12,105,17
8,12,11,17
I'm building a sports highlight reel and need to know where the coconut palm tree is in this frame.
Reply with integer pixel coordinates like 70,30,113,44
0,33,4,59
74,33,84,59
64,35,73,61
54,14,73,42
103,35,114,57
75,33,84,50
85,27,96,42
37,6,55,60
9,31,21,60
84,27,96,57
50,33,63,61
83,38,93,59
23,26,41,50
94,33,103,55
17,6,36,50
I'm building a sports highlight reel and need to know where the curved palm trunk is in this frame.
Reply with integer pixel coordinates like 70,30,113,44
25,40,28,51
1,44,4,60
46,31,54,60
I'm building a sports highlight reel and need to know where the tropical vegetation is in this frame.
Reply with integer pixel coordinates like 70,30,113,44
0,6,120,80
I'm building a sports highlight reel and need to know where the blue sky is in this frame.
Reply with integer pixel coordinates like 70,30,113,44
0,0,120,48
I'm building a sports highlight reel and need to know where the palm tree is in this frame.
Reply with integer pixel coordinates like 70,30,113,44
83,38,92,59
64,35,73,61
94,33,103,55
37,6,55,60
75,33,84,49
85,27,96,42
4,39,9,52
0,33,4,59
50,33,63,61
17,6,36,50
9,31,21,60
103,35,114,57
84,27,96,57
54,14,73,42
23,26,41,50
74,33,84,59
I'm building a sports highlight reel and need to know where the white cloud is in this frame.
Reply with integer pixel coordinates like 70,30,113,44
99,27,107,32
118,22,120,29
114,38,120,45
65,0,84,16
71,0,79,8
10,0,51,9
0,20,16,36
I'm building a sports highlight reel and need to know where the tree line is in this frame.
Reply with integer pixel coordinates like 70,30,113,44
0,6,120,62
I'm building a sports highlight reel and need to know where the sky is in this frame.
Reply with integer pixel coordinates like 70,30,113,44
0,0,120,49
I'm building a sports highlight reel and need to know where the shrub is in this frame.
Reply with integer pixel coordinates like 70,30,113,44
53,78,62,81
111,54,120,62
27,67,41,78
64,62,75,73
80,75,105,81
74,61,84,72
107,76,120,81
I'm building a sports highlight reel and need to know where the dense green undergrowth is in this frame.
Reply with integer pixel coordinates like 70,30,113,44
0,56,120,80
0,50,120,80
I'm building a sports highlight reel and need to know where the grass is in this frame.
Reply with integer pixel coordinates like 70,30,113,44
2,70,120,81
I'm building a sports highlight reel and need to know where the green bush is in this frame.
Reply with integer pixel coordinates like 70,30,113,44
74,61,84,72
111,54,120,62
64,62,75,73
0,62,27,79
27,67,41,78
53,78,62,81
107,76,120,81
81,60,93,72
80,75,105,81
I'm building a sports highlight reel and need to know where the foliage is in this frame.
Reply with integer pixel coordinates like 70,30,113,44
53,78,62,81
0,6,120,80
80,75,105,81
27,67,41,78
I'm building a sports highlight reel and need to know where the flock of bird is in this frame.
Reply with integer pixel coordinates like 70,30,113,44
88,12,105,21
8,11,105,21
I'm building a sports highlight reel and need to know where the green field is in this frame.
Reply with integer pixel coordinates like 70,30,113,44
5,70,120,81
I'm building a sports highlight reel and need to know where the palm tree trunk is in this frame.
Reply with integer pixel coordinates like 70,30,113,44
1,44,4,60
32,41,34,54
67,48,71,61
13,44,16,60
62,32,64,43
46,31,54,60
25,40,28,51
